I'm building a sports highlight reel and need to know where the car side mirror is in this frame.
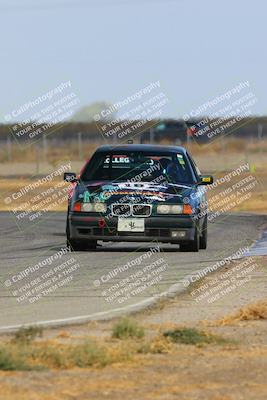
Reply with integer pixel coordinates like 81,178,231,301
198,175,213,185
64,172,77,182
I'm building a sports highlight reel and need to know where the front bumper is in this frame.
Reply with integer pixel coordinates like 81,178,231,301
68,213,197,243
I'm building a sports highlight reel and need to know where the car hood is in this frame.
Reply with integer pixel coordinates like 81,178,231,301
76,180,195,204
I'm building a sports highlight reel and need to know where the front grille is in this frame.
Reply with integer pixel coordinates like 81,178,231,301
132,204,151,217
112,203,151,217
112,204,131,216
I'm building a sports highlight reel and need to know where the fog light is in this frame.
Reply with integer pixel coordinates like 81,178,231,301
171,230,186,238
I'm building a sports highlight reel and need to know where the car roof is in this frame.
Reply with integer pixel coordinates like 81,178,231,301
94,144,187,154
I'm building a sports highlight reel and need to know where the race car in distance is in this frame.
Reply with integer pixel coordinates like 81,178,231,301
64,144,213,252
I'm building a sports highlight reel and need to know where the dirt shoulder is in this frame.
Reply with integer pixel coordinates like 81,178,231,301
0,256,267,400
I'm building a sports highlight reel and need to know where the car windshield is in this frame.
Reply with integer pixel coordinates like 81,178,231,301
81,151,196,184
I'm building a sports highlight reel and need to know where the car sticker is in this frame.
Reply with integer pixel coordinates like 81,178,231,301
80,190,92,202
177,154,186,170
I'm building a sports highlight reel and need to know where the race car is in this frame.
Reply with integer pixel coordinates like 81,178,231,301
64,144,213,252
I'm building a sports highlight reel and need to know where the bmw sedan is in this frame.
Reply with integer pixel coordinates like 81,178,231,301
64,144,213,252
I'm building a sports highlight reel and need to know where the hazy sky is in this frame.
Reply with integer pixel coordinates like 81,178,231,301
0,0,266,122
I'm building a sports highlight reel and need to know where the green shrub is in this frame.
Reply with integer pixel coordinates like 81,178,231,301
163,327,226,345
112,318,144,340
71,341,110,367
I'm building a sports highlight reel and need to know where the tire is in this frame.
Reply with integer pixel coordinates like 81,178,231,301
66,219,97,251
179,227,200,252
66,217,71,247
199,216,207,249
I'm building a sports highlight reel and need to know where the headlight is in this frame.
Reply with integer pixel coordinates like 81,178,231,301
81,203,94,212
157,204,171,214
81,202,107,213
94,202,107,213
171,205,184,214
157,204,183,214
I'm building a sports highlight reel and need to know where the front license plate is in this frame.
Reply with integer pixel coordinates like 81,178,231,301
117,218,145,232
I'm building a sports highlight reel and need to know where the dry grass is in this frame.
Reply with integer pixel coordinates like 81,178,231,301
0,321,230,371
0,178,69,211
0,140,101,164
0,299,267,399
0,340,126,371
206,171,267,213
217,299,267,326
0,338,266,400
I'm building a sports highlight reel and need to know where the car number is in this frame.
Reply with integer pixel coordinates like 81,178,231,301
117,218,145,232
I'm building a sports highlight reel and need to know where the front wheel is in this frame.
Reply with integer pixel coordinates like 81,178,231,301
199,216,207,249
66,219,97,251
179,227,199,252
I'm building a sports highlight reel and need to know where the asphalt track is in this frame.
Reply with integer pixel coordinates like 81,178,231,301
0,211,266,331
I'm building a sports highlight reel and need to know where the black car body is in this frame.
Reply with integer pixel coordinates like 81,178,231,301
64,144,213,252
